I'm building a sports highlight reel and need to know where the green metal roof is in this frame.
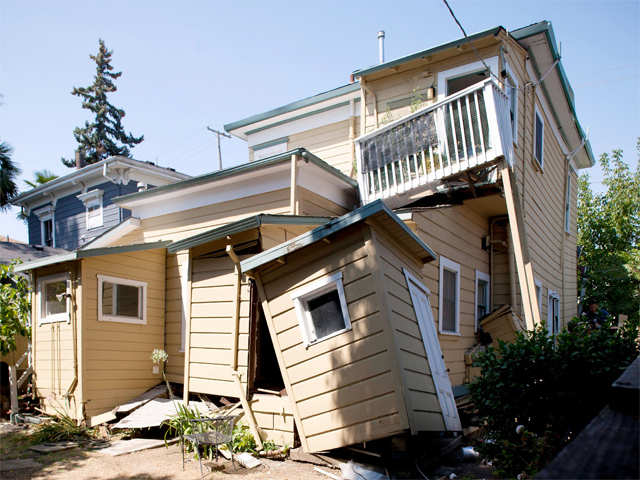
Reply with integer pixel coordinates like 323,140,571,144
240,199,437,273
510,21,595,166
224,82,360,132
15,241,170,272
168,214,332,253
353,27,504,77
113,148,358,206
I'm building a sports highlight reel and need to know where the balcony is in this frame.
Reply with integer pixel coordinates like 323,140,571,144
356,79,514,205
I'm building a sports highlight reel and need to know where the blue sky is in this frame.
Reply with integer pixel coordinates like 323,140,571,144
1,0,638,242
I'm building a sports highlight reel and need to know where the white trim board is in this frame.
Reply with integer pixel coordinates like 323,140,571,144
438,256,461,335
437,57,499,101
97,274,148,325
38,273,71,325
475,270,490,332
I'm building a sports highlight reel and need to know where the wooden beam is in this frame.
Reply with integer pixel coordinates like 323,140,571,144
226,245,241,371
232,370,263,450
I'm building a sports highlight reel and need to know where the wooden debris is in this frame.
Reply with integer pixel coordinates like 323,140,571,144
112,399,211,429
114,384,166,414
235,452,262,469
29,441,79,453
97,438,178,456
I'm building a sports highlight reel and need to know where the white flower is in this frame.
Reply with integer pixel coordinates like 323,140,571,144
151,348,168,364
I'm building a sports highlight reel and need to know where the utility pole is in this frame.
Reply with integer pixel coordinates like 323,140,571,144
206,126,231,170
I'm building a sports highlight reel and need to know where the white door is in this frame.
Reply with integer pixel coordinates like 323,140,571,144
403,268,462,431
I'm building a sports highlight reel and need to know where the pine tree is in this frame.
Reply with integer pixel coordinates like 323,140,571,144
62,39,143,167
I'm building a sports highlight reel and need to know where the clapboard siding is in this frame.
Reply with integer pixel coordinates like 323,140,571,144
187,255,250,398
27,181,138,250
259,226,409,452
81,248,166,419
250,393,295,446
299,187,348,217
164,252,187,382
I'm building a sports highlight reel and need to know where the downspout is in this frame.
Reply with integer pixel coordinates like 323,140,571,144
63,270,79,418
226,245,241,371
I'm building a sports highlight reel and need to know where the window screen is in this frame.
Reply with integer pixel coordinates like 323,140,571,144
442,269,457,332
44,280,67,316
307,290,346,340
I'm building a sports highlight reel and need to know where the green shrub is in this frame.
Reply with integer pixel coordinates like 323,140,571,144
32,412,96,443
232,424,257,453
470,318,639,478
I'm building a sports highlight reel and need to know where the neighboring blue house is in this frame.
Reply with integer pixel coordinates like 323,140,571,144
12,156,190,251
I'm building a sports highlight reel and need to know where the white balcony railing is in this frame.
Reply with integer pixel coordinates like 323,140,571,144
356,79,514,204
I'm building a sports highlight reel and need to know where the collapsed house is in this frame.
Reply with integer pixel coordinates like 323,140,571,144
15,21,594,452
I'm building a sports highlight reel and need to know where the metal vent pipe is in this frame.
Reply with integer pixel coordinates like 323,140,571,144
378,30,385,64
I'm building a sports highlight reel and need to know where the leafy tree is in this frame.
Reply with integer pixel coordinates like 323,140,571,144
0,261,31,355
0,141,20,211
471,319,639,477
25,169,58,188
61,39,143,168
577,140,640,321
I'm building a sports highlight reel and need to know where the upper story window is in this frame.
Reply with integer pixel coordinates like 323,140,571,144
98,275,147,324
437,57,499,100
534,105,545,169
439,256,460,335
564,173,572,233
503,62,519,145
291,271,352,346
34,205,55,247
475,270,490,331
77,189,104,230
39,273,70,324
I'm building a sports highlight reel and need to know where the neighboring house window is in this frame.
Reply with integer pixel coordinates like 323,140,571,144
534,105,544,169
34,205,55,247
564,174,571,233
475,270,490,331
503,62,519,145
98,274,147,324
547,290,560,335
252,138,288,161
291,271,351,346
439,256,460,334
77,189,104,230
38,274,70,324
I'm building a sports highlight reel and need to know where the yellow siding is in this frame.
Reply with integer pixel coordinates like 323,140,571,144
32,262,82,419
288,118,359,177
187,255,250,398
81,249,166,419
250,393,295,446
411,204,490,386
299,187,348,217
259,227,409,452
164,252,187,383
373,232,444,431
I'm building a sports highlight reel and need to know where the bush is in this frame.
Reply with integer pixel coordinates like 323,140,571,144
470,318,639,478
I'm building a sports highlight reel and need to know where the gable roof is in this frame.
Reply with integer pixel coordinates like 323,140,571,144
240,199,436,273
113,148,358,208
167,214,332,253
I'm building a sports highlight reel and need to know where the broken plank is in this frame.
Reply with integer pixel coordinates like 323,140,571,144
114,384,167,414
112,398,212,429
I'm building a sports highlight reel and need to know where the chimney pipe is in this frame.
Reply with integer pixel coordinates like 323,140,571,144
377,30,385,64
75,149,85,169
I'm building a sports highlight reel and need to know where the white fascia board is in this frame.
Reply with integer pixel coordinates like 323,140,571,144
130,163,291,219
80,217,141,249
233,90,361,141
296,163,355,209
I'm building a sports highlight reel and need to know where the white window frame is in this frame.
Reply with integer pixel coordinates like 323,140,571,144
535,278,543,313
475,270,491,331
38,273,70,325
98,274,147,325
564,173,571,233
547,290,560,336
438,256,461,335
77,189,104,230
34,205,55,247
534,104,545,170
437,57,499,101
291,271,352,347
503,61,519,146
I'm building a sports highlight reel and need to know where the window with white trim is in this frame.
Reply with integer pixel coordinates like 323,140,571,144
291,271,351,346
98,275,147,324
547,290,560,335
77,189,104,230
439,257,460,334
535,278,543,313
34,205,55,247
475,270,490,330
564,174,571,233
534,105,544,169
39,273,70,324
503,62,519,145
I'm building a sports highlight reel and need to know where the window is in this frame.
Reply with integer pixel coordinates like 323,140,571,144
38,274,70,324
564,174,571,233
291,271,351,346
534,105,544,169
98,275,147,324
503,62,519,145
439,257,460,334
437,57,499,101
475,270,490,330
535,278,543,313
34,205,55,247
77,190,104,230
547,290,560,335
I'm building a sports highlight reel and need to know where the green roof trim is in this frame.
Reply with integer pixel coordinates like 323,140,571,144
168,214,332,253
15,241,170,272
510,21,595,166
252,137,289,151
353,26,504,77
240,199,437,273
224,82,361,132
113,148,358,205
